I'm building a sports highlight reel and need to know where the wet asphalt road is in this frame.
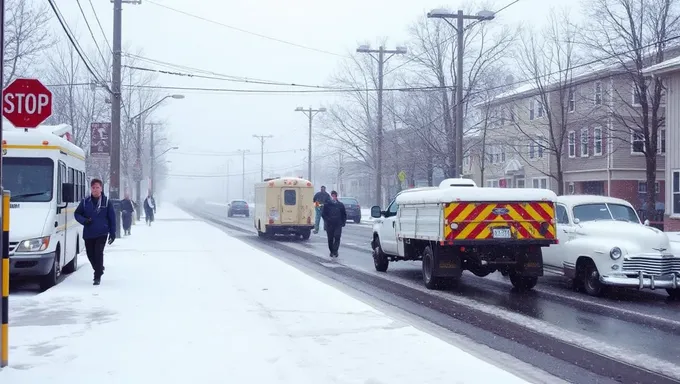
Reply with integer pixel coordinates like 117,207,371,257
194,203,680,383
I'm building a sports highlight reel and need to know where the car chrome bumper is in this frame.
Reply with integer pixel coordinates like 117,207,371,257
601,271,680,290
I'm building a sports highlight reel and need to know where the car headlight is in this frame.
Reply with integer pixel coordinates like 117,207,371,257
610,246,622,260
16,236,50,252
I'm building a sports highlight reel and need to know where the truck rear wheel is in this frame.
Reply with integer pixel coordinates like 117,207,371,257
422,245,454,290
372,238,389,272
509,273,538,291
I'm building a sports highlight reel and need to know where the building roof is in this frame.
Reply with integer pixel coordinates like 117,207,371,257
642,56,680,76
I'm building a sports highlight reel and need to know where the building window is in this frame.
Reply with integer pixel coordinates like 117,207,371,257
516,178,525,188
594,81,602,105
632,130,645,153
632,82,641,106
674,171,680,215
638,181,647,193
536,135,544,158
486,179,499,188
529,100,535,120
568,131,576,158
536,99,544,118
580,128,589,157
532,177,548,189
568,183,575,194
529,141,536,159
659,128,666,154
568,88,575,112
593,127,603,155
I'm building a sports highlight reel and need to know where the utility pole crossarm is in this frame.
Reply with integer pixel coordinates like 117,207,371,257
295,106,326,182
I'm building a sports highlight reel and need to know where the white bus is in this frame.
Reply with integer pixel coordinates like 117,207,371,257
3,123,85,291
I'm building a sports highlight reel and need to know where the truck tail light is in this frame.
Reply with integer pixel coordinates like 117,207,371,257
307,216,311,224
268,218,274,224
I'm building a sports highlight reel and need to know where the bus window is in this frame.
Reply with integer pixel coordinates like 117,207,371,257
284,190,296,205
4,158,55,202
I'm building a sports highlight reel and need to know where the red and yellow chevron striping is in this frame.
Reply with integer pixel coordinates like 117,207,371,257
443,201,556,241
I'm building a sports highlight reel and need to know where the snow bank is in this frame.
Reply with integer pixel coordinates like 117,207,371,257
0,204,528,384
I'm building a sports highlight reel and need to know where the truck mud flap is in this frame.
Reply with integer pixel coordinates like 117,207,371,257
433,246,463,279
512,247,544,277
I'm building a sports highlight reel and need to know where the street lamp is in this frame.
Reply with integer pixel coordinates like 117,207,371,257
427,8,494,178
154,146,179,160
295,106,326,182
355,43,407,206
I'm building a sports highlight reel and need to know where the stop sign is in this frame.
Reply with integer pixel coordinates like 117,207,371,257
2,78,53,128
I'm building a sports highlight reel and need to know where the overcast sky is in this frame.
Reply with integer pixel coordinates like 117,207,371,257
53,0,579,200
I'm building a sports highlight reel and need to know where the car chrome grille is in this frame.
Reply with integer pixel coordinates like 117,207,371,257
622,256,680,276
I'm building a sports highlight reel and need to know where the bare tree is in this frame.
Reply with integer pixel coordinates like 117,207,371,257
583,0,680,216
404,5,518,177
507,9,586,194
44,40,109,148
3,0,52,86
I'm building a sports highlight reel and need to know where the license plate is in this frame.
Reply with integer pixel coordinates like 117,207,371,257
492,228,511,239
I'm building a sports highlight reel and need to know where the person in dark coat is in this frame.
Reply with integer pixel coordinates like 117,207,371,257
74,178,116,285
121,193,135,236
312,185,331,234
144,192,156,226
321,190,346,258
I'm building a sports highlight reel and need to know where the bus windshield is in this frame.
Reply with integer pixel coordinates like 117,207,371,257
5,157,54,202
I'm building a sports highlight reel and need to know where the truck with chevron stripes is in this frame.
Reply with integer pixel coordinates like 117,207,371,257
369,178,558,291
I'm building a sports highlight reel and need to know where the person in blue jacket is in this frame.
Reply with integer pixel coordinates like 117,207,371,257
74,178,116,285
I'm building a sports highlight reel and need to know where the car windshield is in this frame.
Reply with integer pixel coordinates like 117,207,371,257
339,198,358,205
231,201,247,206
572,203,640,223
4,157,54,202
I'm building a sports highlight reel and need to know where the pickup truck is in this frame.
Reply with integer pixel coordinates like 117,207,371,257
370,178,558,291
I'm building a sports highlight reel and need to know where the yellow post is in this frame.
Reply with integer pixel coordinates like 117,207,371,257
1,191,10,367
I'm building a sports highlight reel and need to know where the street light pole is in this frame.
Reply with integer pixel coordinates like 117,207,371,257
252,135,273,181
238,149,250,199
427,8,495,177
356,44,407,206
295,106,326,182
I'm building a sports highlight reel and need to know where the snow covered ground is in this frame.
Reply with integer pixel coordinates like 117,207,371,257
0,203,533,383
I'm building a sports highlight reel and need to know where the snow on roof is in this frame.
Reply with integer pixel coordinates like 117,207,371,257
643,56,680,76
556,194,634,207
396,186,557,205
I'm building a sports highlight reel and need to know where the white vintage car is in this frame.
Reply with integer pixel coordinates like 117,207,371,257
542,195,680,298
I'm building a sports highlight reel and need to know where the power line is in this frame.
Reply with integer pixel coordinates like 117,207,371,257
88,0,112,52
172,148,307,157
162,163,307,178
75,0,108,65
47,0,110,92
145,0,347,58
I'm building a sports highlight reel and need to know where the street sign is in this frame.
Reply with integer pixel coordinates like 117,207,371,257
398,171,406,183
2,78,53,128
90,122,111,157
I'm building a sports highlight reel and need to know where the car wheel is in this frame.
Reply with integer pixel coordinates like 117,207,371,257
354,218,360,224
583,261,604,296
372,238,389,272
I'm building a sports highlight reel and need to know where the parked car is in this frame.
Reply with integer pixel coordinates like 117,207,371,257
541,195,680,298
339,197,361,223
228,200,250,217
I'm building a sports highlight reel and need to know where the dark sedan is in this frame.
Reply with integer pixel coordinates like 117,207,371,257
338,197,361,223
228,200,250,217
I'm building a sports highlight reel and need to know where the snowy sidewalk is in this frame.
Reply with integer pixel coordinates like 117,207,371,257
1,204,532,383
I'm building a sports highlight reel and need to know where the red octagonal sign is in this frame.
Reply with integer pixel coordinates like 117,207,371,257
2,78,53,128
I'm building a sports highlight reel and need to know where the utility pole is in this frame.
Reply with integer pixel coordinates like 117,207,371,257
135,99,143,220
356,44,407,206
238,149,250,199
110,0,141,200
294,106,326,182
427,8,495,177
252,135,272,181
148,123,159,195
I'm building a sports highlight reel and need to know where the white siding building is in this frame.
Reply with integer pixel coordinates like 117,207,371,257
644,56,680,230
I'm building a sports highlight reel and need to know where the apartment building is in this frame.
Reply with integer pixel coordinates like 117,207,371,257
644,56,680,230
471,64,666,210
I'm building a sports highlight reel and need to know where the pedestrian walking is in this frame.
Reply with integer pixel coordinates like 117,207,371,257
321,190,346,258
312,185,331,234
74,178,116,285
144,192,156,226
121,193,135,236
